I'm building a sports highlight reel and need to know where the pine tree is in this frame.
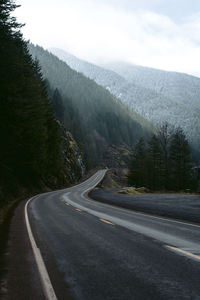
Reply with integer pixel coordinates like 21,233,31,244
128,123,195,191
169,128,192,190
147,135,164,190
52,88,65,123
157,122,172,189
0,0,65,200
128,138,147,187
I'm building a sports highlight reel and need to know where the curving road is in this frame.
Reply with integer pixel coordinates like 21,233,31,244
28,170,200,300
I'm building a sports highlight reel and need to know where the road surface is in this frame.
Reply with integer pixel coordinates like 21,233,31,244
27,170,200,300
90,188,200,224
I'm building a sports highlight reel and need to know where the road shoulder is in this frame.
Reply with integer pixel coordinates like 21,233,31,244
90,188,200,224
0,199,45,300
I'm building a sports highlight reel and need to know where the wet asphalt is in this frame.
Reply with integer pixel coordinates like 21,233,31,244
27,170,200,300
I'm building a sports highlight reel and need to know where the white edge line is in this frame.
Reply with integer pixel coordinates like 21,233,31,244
80,170,106,198
25,197,57,300
84,178,200,229
131,211,200,229
23,170,106,300
78,171,200,230
81,199,200,231
110,206,200,229
63,170,200,232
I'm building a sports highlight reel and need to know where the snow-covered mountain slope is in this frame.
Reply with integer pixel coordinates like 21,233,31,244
49,48,200,154
104,62,200,110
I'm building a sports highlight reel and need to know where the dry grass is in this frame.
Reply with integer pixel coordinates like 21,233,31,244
117,187,141,195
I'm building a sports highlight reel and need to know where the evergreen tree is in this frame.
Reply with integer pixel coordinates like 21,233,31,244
128,138,147,187
0,0,66,201
128,123,195,191
157,122,172,189
52,88,65,123
147,135,164,190
169,128,193,190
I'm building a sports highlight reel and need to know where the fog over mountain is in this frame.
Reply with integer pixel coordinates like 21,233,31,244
29,44,153,168
16,0,200,77
50,48,200,159
105,62,200,110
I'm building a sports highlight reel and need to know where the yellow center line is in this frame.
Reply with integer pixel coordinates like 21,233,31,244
100,218,115,226
165,245,200,262
76,208,82,212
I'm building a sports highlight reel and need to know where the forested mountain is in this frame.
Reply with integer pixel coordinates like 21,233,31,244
105,62,200,157
49,48,200,160
49,48,127,94
29,44,153,168
49,48,156,129
0,1,83,210
105,62,200,108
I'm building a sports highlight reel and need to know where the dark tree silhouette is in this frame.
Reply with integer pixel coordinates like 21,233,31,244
0,0,67,202
128,124,195,191
147,134,164,190
169,128,192,190
128,138,147,187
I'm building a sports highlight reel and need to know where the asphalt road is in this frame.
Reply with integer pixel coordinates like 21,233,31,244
28,170,200,300
90,188,200,224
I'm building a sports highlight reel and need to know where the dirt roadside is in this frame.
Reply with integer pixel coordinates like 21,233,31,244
0,199,45,300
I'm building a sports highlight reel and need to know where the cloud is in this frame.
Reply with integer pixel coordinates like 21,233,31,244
16,0,200,76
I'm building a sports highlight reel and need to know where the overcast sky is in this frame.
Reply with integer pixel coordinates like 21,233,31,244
15,0,200,76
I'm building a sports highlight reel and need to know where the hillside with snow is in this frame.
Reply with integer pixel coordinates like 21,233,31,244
50,48,200,158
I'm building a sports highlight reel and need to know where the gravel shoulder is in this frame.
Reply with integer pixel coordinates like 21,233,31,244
90,189,200,224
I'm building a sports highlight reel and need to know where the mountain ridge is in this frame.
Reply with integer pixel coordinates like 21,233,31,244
49,48,200,159
104,61,200,109
29,44,153,168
